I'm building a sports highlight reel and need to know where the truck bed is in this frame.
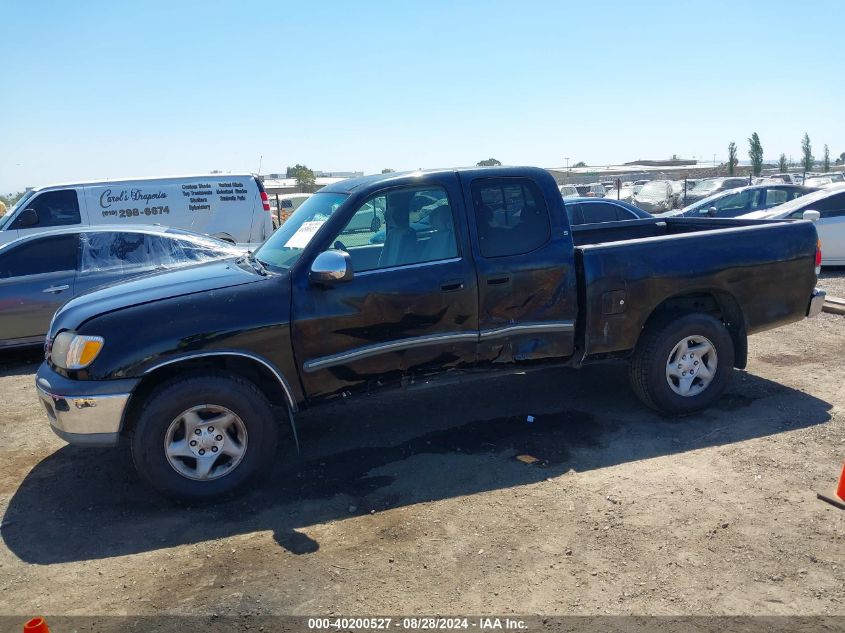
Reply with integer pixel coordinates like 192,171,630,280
571,217,819,361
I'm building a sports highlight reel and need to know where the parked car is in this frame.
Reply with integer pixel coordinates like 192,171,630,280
804,176,840,188
765,173,801,185
271,193,311,229
604,185,636,203
682,177,748,206
0,174,272,248
672,184,816,218
669,181,687,208
34,166,824,501
563,197,651,225
558,184,579,198
574,183,606,197
633,180,675,213
0,226,242,349
739,184,845,264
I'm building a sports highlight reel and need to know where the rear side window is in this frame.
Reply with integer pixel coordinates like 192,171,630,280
11,189,81,229
581,201,621,223
0,234,78,278
471,178,551,258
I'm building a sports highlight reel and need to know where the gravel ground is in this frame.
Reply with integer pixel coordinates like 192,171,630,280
0,272,843,618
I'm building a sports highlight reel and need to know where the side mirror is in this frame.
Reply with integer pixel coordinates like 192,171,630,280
370,216,382,232
707,206,718,217
802,210,820,223
309,249,353,284
17,208,39,227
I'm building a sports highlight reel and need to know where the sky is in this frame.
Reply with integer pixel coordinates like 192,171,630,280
2,0,843,192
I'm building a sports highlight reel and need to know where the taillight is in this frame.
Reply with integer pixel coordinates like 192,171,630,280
815,238,822,274
260,191,271,212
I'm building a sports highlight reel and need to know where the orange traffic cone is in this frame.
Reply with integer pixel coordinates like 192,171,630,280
23,618,50,633
817,463,845,510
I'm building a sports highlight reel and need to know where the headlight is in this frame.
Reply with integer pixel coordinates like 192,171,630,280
51,332,104,370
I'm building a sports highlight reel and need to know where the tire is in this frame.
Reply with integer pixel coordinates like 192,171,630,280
629,313,735,415
130,372,279,502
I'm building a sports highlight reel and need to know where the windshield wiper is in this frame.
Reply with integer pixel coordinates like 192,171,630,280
237,250,268,276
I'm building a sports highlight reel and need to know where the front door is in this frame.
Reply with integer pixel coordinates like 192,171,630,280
291,174,478,401
0,234,78,346
464,175,578,365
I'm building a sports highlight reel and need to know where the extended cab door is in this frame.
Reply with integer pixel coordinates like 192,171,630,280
463,172,578,364
290,173,479,401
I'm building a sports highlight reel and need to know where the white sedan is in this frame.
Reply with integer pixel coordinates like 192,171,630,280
739,184,845,265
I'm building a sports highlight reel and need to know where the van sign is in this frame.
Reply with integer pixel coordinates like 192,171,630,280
99,188,168,209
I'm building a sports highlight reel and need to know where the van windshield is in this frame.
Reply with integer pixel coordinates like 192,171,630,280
255,192,349,270
0,190,35,230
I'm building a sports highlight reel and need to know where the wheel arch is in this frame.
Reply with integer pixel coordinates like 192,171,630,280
639,289,747,369
123,352,298,436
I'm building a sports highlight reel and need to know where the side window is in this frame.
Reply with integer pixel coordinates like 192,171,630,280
79,232,160,274
581,202,620,223
715,189,755,212
471,178,551,258
10,189,81,229
764,188,789,208
332,186,458,272
0,235,78,278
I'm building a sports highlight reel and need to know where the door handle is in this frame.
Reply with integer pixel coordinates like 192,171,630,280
440,279,464,292
42,285,70,294
486,274,510,286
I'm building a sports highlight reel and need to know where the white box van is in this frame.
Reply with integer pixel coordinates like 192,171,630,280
0,174,273,247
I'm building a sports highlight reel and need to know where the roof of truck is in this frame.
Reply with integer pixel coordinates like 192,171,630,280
320,166,551,194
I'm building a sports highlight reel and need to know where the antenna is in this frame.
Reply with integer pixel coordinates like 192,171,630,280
257,155,263,175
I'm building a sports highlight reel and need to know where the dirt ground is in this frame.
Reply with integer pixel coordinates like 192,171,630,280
0,273,843,619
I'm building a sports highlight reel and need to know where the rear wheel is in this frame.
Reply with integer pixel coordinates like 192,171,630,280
130,372,279,502
629,313,734,415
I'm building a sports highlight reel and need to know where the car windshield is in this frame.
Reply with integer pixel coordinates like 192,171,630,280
254,192,349,269
637,181,668,198
692,179,722,194
0,190,36,230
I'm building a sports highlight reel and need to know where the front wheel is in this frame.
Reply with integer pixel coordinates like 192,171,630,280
130,372,279,502
629,313,735,415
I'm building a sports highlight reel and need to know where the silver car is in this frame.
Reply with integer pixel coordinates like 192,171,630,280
0,226,242,349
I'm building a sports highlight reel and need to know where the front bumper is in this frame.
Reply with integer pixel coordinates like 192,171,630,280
35,363,139,447
807,288,826,318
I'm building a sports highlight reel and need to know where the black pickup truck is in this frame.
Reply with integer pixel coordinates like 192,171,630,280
35,167,825,500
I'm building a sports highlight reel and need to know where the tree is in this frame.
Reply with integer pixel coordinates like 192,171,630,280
778,153,788,172
0,191,25,209
476,158,501,167
727,142,738,175
801,133,813,173
747,132,764,177
381,168,395,173
287,164,316,192
823,145,830,172
572,161,587,168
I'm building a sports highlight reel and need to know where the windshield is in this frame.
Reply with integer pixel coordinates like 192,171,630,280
0,190,36,230
692,179,722,194
254,192,349,269
637,181,668,198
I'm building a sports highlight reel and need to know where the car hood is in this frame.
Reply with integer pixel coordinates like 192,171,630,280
52,260,269,333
